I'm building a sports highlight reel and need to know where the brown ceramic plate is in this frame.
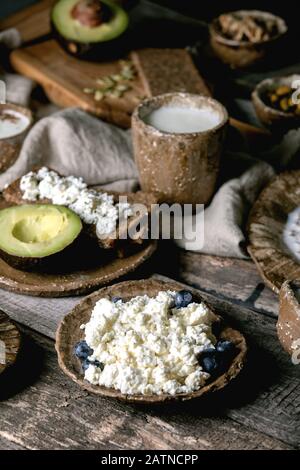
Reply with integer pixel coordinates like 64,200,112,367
0,311,21,375
0,195,157,297
0,243,156,298
248,170,300,293
277,280,300,357
56,279,247,404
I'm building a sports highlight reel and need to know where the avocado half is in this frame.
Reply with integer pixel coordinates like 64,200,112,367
51,0,129,60
0,204,83,272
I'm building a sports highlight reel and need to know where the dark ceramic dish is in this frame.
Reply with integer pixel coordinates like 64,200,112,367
210,10,287,69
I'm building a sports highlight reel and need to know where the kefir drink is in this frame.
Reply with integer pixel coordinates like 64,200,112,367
0,109,30,139
144,106,221,134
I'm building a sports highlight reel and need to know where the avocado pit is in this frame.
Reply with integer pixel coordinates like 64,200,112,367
51,0,129,59
71,0,110,28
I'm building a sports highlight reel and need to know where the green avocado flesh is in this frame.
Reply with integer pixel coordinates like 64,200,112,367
52,0,129,43
0,204,82,259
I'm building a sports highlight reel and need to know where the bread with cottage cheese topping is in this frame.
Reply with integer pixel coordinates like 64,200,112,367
2,168,157,251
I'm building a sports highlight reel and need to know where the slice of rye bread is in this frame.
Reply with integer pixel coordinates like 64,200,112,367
130,48,211,98
2,176,157,251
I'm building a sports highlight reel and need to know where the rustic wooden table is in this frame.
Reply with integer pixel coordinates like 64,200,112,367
0,243,299,451
0,0,298,452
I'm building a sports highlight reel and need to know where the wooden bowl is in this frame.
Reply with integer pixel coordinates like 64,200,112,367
56,279,247,404
278,280,300,358
252,75,300,133
209,10,287,69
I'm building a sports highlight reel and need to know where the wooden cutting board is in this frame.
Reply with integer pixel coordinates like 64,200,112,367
11,40,146,128
0,0,271,142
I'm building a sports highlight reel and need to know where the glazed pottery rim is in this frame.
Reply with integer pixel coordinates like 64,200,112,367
252,75,300,119
210,9,287,48
133,92,229,138
282,280,300,309
0,103,33,141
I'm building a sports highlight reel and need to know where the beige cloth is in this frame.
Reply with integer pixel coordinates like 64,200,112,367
0,108,139,192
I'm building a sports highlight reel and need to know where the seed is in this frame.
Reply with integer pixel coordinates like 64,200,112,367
94,90,104,101
276,85,291,96
111,74,123,82
279,97,289,111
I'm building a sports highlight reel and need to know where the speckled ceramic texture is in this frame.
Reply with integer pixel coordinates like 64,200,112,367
252,75,300,132
132,93,228,205
278,280,300,358
248,170,300,294
56,278,247,403
210,10,287,69
0,103,33,173
0,310,21,375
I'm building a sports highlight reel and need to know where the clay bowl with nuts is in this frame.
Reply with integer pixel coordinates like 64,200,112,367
252,75,300,133
278,280,300,359
209,10,287,69
56,279,247,404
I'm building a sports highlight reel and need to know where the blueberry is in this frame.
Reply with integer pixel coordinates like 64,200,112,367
111,296,122,303
82,359,104,373
175,290,193,308
198,348,220,375
216,340,235,355
82,359,91,371
92,360,104,370
201,353,220,374
74,340,93,360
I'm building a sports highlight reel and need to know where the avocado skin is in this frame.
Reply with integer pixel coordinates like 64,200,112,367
0,232,108,274
51,18,130,60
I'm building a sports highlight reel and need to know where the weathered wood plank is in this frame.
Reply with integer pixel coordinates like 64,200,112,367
0,436,26,450
0,329,291,451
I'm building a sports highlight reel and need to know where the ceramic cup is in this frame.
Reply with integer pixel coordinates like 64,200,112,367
0,103,33,173
132,93,228,205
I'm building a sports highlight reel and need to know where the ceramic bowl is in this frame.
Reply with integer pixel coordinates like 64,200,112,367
252,75,300,133
210,10,287,69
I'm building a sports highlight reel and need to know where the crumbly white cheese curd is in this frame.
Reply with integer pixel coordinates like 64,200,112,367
81,291,217,395
20,167,133,237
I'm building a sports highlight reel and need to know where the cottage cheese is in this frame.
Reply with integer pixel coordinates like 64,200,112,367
20,168,133,238
81,291,217,395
